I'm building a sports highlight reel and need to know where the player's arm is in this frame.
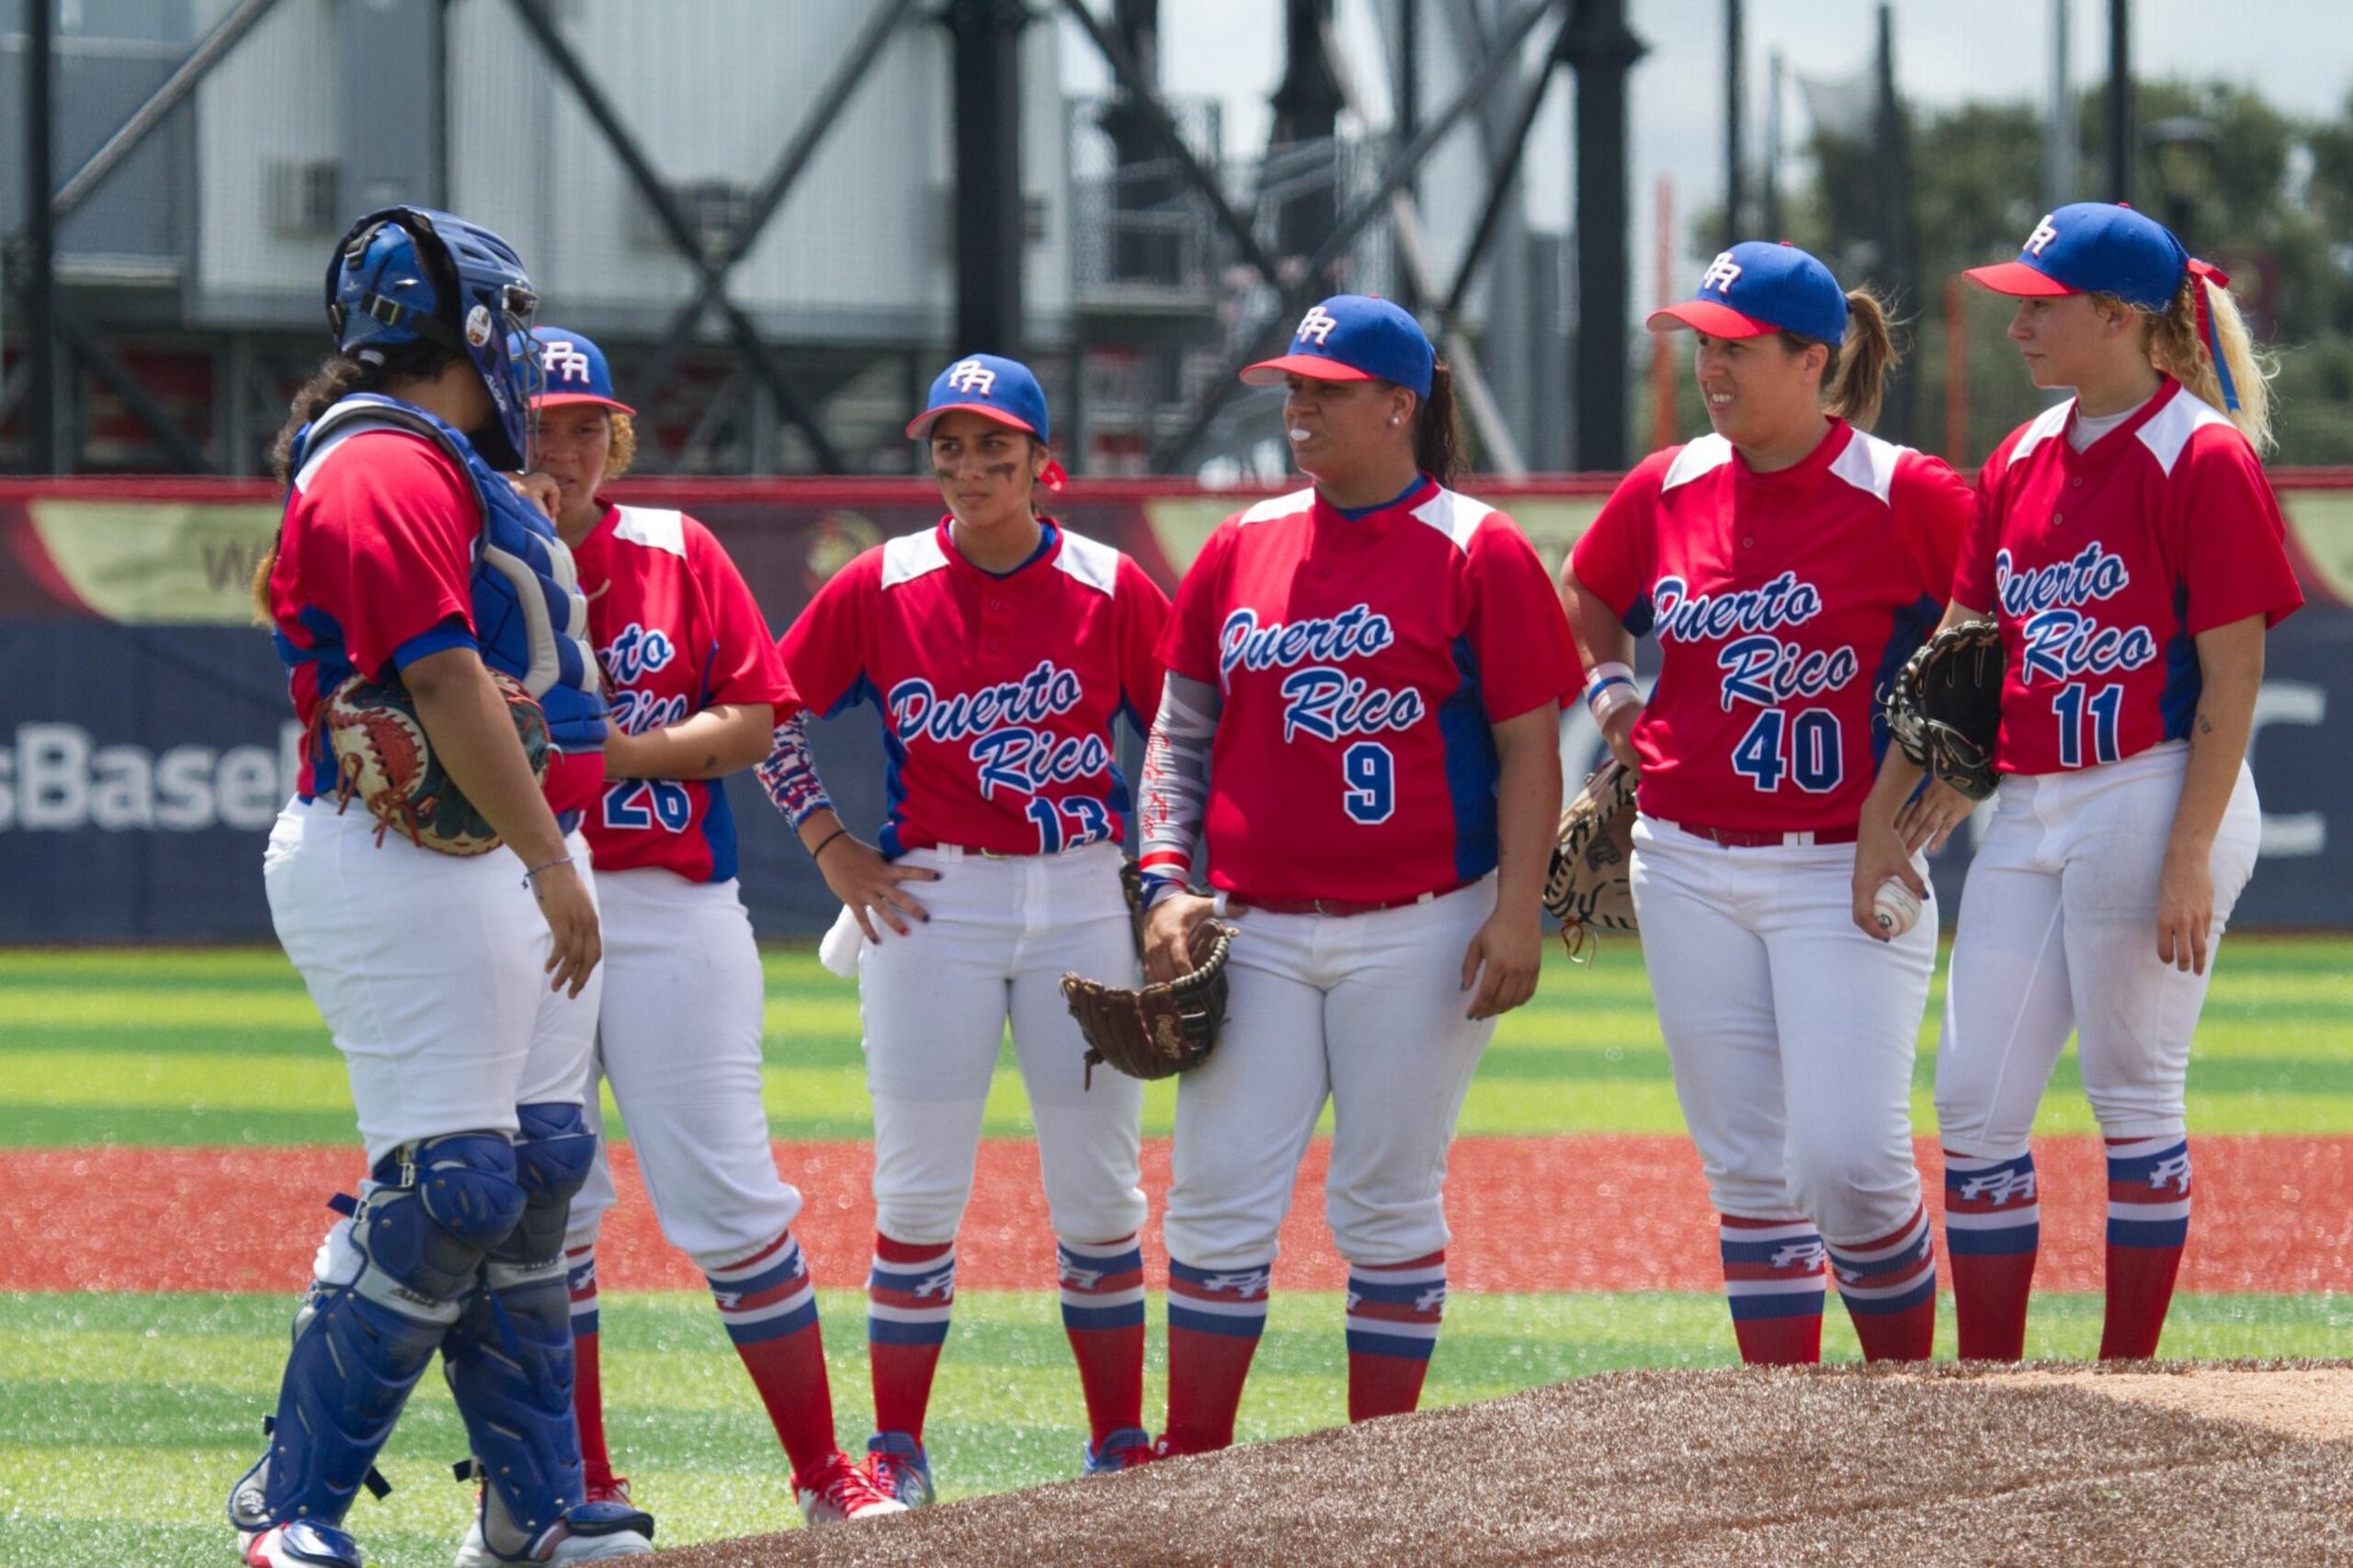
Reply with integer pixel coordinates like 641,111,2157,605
2157,613,2264,976
1462,702,1561,1020
1137,672,1222,984
404,645,599,996
756,711,937,940
602,703,774,779
1558,568,1641,769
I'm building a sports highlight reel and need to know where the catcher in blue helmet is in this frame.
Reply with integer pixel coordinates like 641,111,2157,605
233,207,649,1568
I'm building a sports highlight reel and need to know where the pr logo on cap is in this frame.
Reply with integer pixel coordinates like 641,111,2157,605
946,358,997,395
2027,214,2060,256
1296,304,1341,346
540,339,594,385
1700,253,1745,294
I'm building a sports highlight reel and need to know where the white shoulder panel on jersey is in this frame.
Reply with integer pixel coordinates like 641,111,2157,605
292,416,431,493
1659,434,1735,494
2005,399,2075,468
880,528,952,588
1826,427,1903,506
2135,389,2234,477
611,506,688,560
1238,487,1316,525
1051,527,1121,597
1408,486,1495,553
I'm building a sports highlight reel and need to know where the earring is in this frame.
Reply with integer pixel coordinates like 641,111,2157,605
1389,415,1400,426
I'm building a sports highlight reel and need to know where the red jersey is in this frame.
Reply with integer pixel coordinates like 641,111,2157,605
1956,380,2303,776
571,505,795,883
778,520,1169,858
1572,421,1969,833
269,425,604,812
1161,479,1575,903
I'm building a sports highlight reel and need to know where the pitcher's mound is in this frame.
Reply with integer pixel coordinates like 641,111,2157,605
656,1359,2353,1565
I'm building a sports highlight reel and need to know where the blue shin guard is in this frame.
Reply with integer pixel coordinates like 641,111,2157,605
232,1133,525,1536
443,1104,622,1559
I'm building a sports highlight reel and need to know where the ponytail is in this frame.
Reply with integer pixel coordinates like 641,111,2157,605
1774,288,1900,430
254,339,463,622
2146,272,2276,455
1412,360,1463,487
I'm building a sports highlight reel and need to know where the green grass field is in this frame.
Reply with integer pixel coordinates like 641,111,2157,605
1,937,2347,1565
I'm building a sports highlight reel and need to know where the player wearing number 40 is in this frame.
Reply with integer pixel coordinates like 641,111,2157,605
530,327,902,1528
756,354,1172,1495
1559,243,1971,1368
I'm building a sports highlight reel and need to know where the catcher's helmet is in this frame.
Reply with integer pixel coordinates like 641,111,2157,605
324,207,542,470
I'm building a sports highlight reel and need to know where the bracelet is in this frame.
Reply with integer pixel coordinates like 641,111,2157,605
520,854,574,890
809,826,852,861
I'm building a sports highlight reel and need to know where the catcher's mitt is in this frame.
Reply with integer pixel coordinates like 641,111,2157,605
1545,759,1640,956
1061,913,1234,1087
1885,619,2004,801
316,670,551,854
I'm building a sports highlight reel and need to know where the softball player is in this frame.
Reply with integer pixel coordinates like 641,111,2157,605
232,210,652,1566
524,329,901,1526
1136,296,1574,1452
1887,204,2301,1360
1561,244,1969,1366
756,355,1170,1498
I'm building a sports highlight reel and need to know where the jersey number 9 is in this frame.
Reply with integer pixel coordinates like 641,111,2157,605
1343,742,1395,824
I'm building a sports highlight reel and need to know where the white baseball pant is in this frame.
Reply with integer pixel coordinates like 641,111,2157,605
566,869,801,1269
1630,817,1935,1246
1162,874,1499,1272
851,840,1147,1246
1936,742,2261,1156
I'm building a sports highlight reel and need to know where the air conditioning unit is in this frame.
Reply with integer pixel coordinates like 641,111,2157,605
269,160,341,239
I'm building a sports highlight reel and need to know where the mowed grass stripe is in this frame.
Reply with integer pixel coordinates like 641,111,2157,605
2,938,2347,1146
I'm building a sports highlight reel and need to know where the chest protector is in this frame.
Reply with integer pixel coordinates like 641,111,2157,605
290,393,607,753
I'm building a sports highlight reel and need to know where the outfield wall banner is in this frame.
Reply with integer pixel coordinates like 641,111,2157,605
2,476,2347,940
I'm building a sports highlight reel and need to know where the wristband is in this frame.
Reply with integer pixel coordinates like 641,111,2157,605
1583,663,1636,714
1588,681,1643,727
521,855,574,891
809,826,852,861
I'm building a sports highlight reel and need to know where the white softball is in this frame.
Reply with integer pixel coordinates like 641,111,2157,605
1871,877,1923,939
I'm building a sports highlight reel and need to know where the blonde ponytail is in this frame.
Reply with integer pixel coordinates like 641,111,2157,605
2146,273,2276,455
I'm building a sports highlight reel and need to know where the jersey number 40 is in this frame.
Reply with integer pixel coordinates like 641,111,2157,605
1731,708,1842,793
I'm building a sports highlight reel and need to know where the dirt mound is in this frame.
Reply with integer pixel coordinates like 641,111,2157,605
655,1360,2353,1566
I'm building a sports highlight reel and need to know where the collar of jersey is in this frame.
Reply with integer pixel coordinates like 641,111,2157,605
2063,375,2180,462
936,516,1062,579
1730,417,1851,488
1311,472,1439,527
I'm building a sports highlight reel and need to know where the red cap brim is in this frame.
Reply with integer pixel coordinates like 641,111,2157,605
532,392,637,415
905,403,1041,440
1238,354,1380,387
1645,301,1779,338
1961,260,2078,298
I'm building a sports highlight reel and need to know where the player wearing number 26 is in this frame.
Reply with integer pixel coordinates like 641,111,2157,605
1135,297,1574,1454
757,354,1172,1494
1894,203,2302,1364
1561,244,1971,1367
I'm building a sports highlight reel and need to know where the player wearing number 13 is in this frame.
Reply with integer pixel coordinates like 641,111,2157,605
1562,244,1971,1366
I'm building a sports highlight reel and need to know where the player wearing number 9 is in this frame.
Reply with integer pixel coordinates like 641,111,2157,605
1134,297,1574,1453
756,355,1172,1495
1560,244,1971,1367
1893,204,2302,1363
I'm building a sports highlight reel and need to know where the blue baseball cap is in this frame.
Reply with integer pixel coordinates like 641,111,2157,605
1649,242,1849,344
907,353,1051,443
1241,295,1435,399
522,326,634,415
1964,202,2188,312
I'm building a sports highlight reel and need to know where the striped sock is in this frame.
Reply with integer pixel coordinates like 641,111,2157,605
707,1229,837,1478
1164,1255,1272,1454
1717,1215,1826,1365
1827,1203,1937,1362
1057,1233,1146,1444
868,1234,957,1442
1344,1251,1447,1423
2100,1135,2192,1359
1942,1149,2040,1361
564,1244,614,1493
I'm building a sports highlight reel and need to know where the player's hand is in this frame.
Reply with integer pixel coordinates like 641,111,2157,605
1143,892,1217,984
507,471,561,519
820,836,938,940
1599,699,1643,771
1893,777,1976,854
529,861,602,997
1851,810,1927,942
2155,841,2215,975
1461,903,1541,1020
